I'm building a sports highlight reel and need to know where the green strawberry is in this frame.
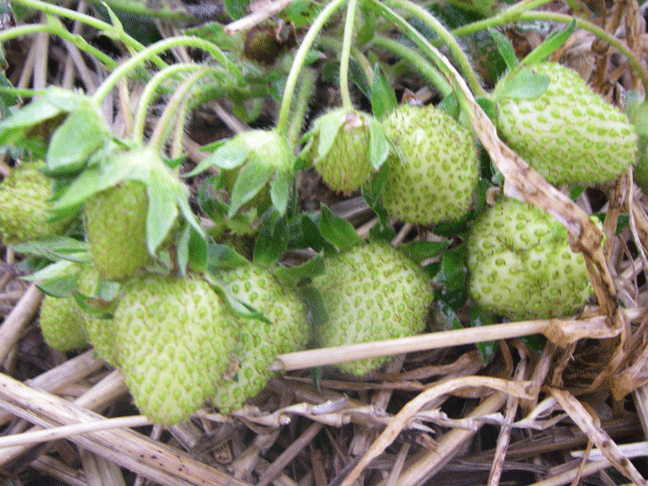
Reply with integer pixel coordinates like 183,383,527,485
381,104,478,224
467,198,594,320
495,62,637,185
305,109,387,193
84,180,149,281
313,241,432,376
0,161,71,245
114,274,236,425
39,295,89,352
212,263,309,412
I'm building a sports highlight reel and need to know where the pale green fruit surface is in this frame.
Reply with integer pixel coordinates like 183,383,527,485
382,104,478,224
313,242,432,376
212,264,308,412
115,275,235,425
496,62,637,185
84,180,149,281
40,295,88,352
467,198,594,320
307,109,374,193
0,161,69,245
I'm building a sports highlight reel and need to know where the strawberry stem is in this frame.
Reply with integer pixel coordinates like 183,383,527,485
371,35,453,97
339,0,359,111
91,36,243,107
275,0,348,136
148,67,212,152
383,0,486,98
287,68,316,146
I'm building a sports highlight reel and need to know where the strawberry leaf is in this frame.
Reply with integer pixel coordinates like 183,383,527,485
489,28,517,71
274,256,325,287
253,211,288,267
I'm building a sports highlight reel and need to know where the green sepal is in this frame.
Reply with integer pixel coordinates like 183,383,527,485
297,284,329,328
206,271,270,322
72,291,117,318
205,241,250,272
274,256,325,287
228,159,275,217
0,97,62,147
177,224,207,276
13,236,90,263
319,204,362,252
22,259,80,284
37,274,78,298
494,68,549,101
253,211,288,267
489,28,517,71
46,107,107,175
314,110,347,162
184,138,250,177
362,165,395,241
519,19,576,68
398,241,450,265
270,167,291,216
367,116,390,170
371,65,398,120
146,169,180,255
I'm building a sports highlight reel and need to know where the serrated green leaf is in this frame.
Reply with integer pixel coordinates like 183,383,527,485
495,68,549,101
371,65,397,119
228,161,275,217
274,256,324,287
270,167,291,216
367,116,390,170
146,171,179,255
253,212,288,266
489,28,517,71
398,241,449,264
319,204,361,252
520,19,576,68
46,108,106,175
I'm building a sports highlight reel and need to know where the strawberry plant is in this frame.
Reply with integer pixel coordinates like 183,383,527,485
0,0,647,484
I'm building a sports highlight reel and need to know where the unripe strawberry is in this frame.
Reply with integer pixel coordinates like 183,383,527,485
495,62,637,185
313,242,432,376
381,104,478,224
39,295,88,352
212,264,308,412
84,180,149,281
305,109,376,193
115,275,236,424
467,198,594,320
0,161,70,245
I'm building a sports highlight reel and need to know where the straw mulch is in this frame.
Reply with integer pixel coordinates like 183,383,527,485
1,1,648,485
